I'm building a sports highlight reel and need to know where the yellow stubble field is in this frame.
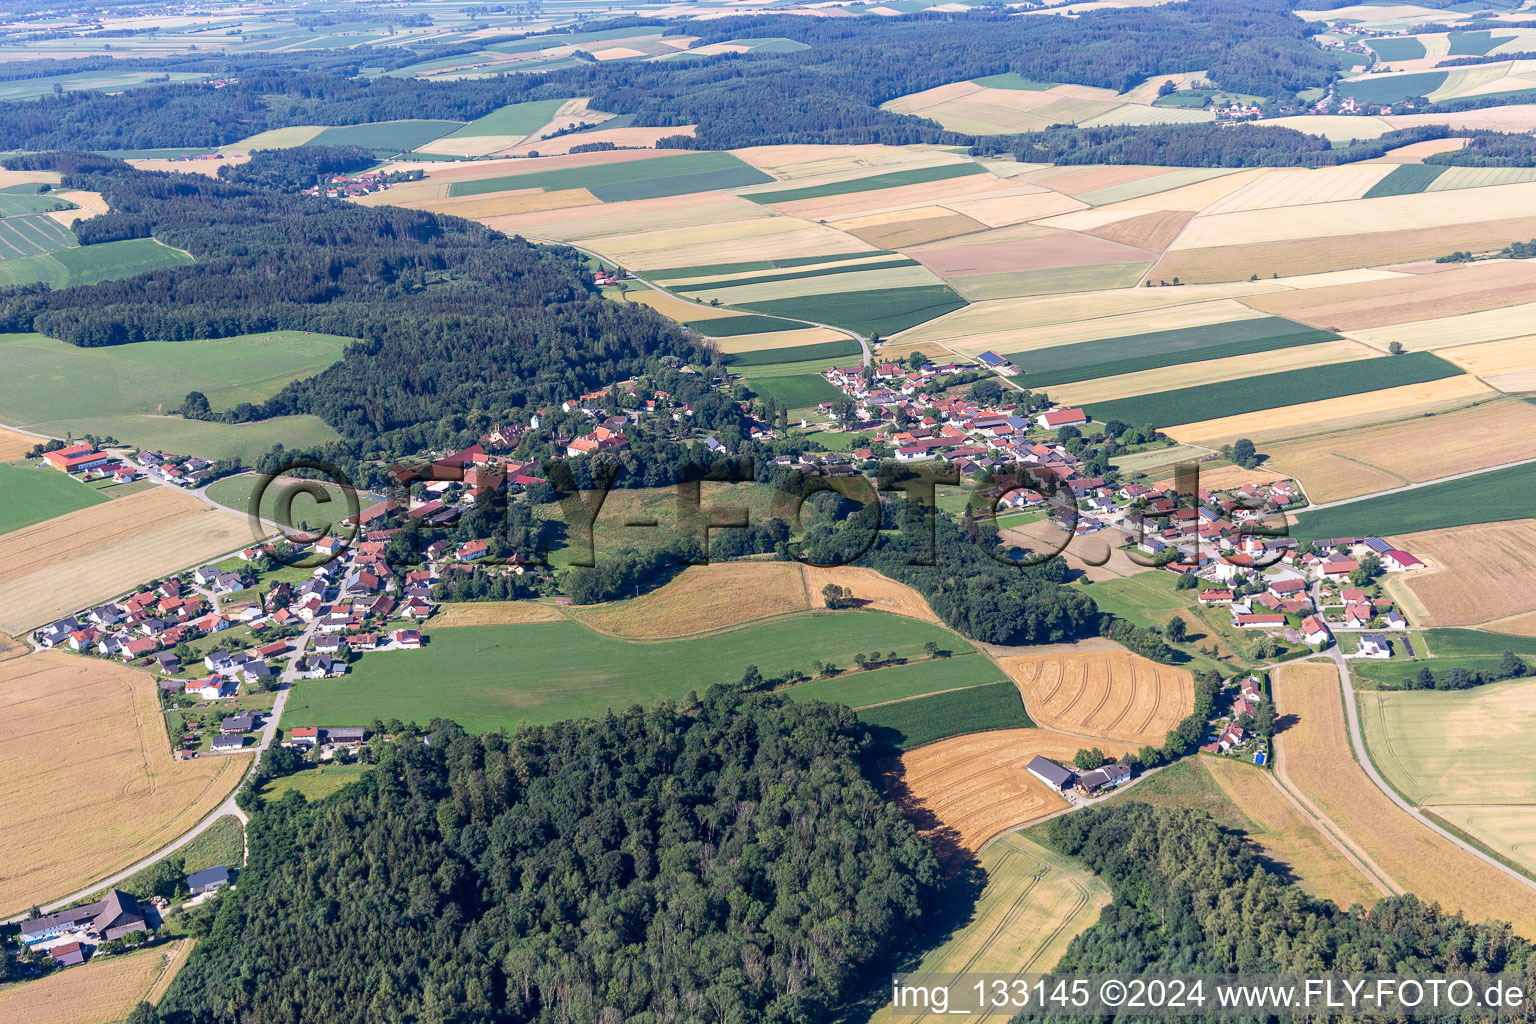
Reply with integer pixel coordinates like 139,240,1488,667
570,561,811,639
0,941,193,1024
1259,397,1536,502
997,649,1193,747
1272,662,1536,935
1384,521,1536,627
0,653,248,915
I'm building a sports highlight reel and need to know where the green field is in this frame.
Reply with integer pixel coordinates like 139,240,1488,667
955,262,1152,301
448,151,772,200
430,98,569,140
740,284,968,337
648,252,890,280
744,163,987,205
854,680,1032,749
0,212,76,260
1293,460,1536,540
783,652,1002,708
204,473,381,534
672,257,920,293
0,461,109,534
0,237,193,289
1366,36,1428,60
1004,316,1337,388
971,72,1056,90
0,194,75,217
724,338,863,366
683,314,811,336
0,331,349,460
735,354,846,377
281,613,963,733
1336,70,1447,104
305,119,464,152
743,373,846,410
1085,352,1462,429
260,763,369,803
1363,164,1448,199
1449,30,1504,56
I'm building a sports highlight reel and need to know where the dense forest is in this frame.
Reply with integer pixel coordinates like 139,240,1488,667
0,1,1337,152
150,694,942,1023
1048,803,1536,976
990,123,1458,168
1424,131,1536,167
0,155,712,454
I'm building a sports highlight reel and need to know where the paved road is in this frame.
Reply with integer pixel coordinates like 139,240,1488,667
542,239,874,367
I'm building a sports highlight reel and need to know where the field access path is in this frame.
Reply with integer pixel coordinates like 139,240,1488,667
543,239,872,368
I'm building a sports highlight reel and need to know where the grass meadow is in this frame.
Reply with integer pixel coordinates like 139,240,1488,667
0,461,108,535
281,612,962,733
0,237,192,289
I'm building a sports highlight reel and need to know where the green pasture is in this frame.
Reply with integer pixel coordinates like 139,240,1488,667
0,461,109,535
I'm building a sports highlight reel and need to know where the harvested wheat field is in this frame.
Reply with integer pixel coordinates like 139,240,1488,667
1243,260,1536,330
1438,334,1536,383
943,189,1088,227
1370,137,1471,163
0,492,250,636
0,941,191,1024
893,728,1127,858
416,188,600,219
834,206,990,248
621,288,734,323
1383,521,1536,626
1200,166,1396,216
864,834,1111,1024
0,653,247,915
909,232,1153,277
1153,464,1292,492
431,602,569,628
1163,374,1494,446
800,565,941,623
1261,398,1536,502
1351,301,1536,352
767,174,1026,223
1272,662,1536,935
1081,209,1194,251
0,427,37,461
1203,756,1384,910
1156,214,1536,283
715,327,851,353
571,561,810,639
486,194,774,244
998,649,1193,746
589,218,875,271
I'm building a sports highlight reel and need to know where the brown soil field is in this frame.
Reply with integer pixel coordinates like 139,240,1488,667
1163,374,1494,446
0,942,188,1024
1156,215,1536,283
1272,662,1536,935
0,497,251,636
998,649,1194,746
1204,757,1386,909
1385,520,1536,626
570,561,810,638
891,728,1127,860
1081,209,1194,251
800,565,941,624
1243,260,1536,330
430,601,569,627
1260,398,1536,502
0,427,37,461
998,519,1148,581
0,653,247,915
837,208,990,249
0,487,208,586
910,231,1153,277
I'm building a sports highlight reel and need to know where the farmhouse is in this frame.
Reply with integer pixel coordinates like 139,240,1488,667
19,890,151,944
288,726,318,745
1197,589,1234,605
42,444,112,474
1077,764,1131,795
1383,549,1425,571
50,940,86,967
1026,755,1076,793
